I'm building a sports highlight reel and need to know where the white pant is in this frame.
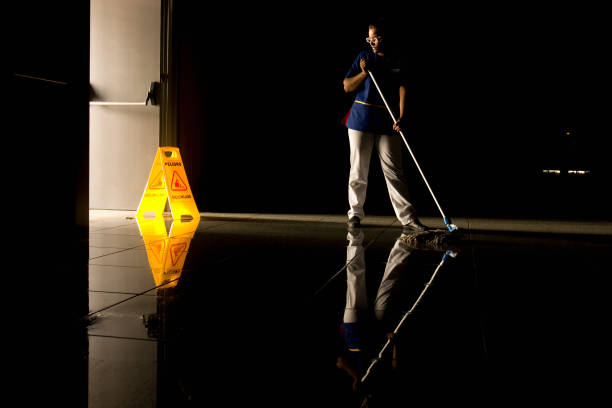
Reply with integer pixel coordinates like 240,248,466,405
373,237,413,321
347,128,416,224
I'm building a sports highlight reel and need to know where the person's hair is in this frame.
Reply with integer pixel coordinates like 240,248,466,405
368,18,387,37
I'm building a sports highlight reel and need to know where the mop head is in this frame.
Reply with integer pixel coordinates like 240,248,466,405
399,229,460,250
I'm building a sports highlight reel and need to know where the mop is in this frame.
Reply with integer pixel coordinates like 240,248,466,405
367,70,458,233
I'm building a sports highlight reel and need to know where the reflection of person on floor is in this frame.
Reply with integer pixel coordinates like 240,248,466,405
336,229,412,398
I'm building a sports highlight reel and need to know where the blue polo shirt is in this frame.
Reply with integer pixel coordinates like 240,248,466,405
344,49,407,134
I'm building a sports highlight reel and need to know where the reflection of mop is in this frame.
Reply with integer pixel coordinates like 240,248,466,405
367,70,458,233
360,249,457,383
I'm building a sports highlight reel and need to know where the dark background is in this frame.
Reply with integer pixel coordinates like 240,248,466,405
5,2,610,404
176,5,611,221
9,2,89,405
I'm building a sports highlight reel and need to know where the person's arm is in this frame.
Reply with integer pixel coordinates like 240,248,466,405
343,58,368,93
393,85,406,132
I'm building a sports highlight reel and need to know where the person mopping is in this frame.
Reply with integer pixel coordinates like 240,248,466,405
343,20,431,231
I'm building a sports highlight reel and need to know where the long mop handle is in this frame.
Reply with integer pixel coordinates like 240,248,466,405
367,70,457,232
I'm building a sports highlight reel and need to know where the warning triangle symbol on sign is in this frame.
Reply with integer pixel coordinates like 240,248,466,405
149,171,165,189
170,242,187,266
149,241,165,264
171,171,188,191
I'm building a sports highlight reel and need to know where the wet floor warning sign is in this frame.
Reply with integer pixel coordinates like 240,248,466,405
136,147,200,221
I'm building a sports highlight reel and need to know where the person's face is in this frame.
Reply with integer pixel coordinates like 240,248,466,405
366,28,383,53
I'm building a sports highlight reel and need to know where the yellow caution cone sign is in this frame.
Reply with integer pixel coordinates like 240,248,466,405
136,147,200,222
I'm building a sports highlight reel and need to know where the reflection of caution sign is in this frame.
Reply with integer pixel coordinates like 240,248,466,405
169,242,187,266
136,147,200,221
148,240,165,264
136,216,198,290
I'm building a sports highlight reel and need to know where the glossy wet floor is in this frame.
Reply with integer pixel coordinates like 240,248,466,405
87,211,611,407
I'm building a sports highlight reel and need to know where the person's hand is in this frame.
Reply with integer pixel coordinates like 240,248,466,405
359,58,368,73
393,117,403,132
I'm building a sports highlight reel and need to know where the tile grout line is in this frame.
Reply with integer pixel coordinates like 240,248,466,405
87,333,157,342
89,222,138,233
87,278,179,317
89,290,157,295
88,244,147,261
87,220,234,261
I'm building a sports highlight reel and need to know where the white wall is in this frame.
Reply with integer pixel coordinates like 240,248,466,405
90,0,160,210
